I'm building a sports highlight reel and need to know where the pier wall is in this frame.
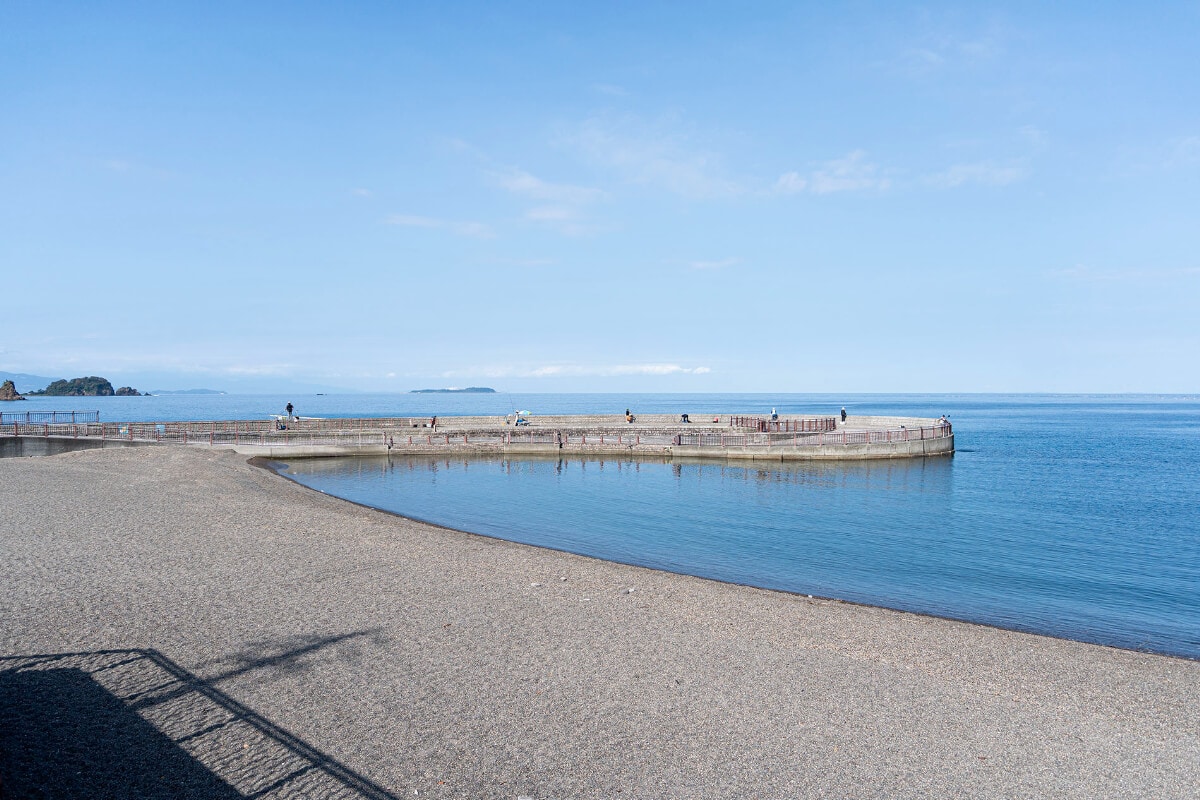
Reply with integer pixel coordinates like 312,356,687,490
0,437,149,458
213,433,954,462
2,414,953,461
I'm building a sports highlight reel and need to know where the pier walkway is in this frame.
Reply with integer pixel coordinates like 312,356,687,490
2,413,953,461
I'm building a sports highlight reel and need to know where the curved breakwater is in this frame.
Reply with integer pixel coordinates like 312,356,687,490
1,413,954,461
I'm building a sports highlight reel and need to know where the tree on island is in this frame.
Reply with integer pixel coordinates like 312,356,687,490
30,376,139,396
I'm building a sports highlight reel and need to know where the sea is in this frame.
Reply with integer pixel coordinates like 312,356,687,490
11,392,1200,659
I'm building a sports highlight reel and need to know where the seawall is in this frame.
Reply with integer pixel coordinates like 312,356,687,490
0,437,150,458
2,414,953,462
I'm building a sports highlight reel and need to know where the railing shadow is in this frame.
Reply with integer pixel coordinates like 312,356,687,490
0,641,399,799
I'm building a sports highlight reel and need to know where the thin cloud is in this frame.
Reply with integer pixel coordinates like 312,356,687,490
1018,125,1047,148
522,206,597,236
1166,136,1200,167
351,188,373,197
926,161,1029,188
492,167,603,204
809,151,890,194
593,83,629,97
386,213,493,239
530,363,712,377
222,363,295,376
443,363,712,379
567,114,743,199
774,172,808,194
99,157,174,179
897,23,1008,74
774,152,889,195
688,258,740,271
491,167,604,235
491,257,557,267
525,206,574,221
1051,265,1200,283
901,47,945,71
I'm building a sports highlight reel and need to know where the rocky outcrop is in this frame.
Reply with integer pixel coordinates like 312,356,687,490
115,386,142,396
0,379,25,400
33,376,115,396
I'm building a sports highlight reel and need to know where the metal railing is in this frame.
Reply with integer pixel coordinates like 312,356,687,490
0,410,99,424
674,423,951,447
729,416,838,433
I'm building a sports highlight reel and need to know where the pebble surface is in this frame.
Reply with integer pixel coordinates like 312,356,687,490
2,446,1197,799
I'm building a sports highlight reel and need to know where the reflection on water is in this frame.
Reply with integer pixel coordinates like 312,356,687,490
289,453,953,492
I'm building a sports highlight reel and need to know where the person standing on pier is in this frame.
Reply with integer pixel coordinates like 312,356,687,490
286,402,294,420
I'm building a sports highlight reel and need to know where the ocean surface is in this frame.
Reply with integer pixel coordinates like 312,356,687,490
13,393,1199,658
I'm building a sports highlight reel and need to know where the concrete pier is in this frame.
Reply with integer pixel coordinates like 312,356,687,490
1,414,953,461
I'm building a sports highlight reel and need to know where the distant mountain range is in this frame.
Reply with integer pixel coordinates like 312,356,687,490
410,387,496,393
0,371,63,395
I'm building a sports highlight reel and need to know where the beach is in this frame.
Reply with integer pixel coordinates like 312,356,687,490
2,447,1197,798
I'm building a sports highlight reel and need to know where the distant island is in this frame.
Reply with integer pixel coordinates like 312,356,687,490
149,389,227,395
410,387,496,394
29,376,141,397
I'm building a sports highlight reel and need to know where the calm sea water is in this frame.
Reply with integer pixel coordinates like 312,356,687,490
16,393,1199,658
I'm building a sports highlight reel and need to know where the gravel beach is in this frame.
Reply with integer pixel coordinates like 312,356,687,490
2,446,1197,799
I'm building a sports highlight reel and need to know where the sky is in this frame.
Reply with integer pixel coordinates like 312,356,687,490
2,2,1198,393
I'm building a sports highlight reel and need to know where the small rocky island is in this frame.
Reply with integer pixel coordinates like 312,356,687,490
30,376,141,397
0,380,25,401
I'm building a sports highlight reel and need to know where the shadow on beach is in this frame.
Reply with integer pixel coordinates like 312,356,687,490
0,640,397,800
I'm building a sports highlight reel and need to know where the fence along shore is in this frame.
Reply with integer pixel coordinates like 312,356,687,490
1,412,953,461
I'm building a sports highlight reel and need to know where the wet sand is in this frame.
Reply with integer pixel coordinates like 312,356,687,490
2,446,1197,798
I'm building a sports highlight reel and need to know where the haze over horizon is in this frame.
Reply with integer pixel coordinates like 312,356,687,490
3,3,1198,394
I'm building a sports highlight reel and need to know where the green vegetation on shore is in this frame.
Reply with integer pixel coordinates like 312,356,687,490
30,376,141,397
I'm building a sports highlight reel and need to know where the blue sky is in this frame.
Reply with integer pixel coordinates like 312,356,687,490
3,2,1198,393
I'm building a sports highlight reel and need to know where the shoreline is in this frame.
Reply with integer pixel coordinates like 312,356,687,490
3,446,1197,798
255,455,1194,663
